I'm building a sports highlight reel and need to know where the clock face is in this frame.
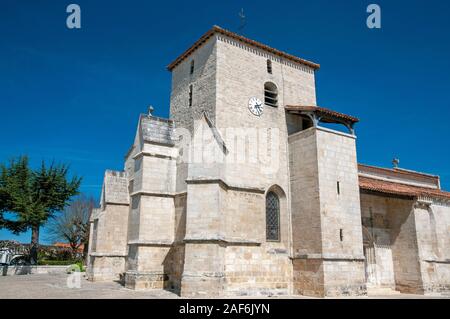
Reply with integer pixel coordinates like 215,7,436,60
248,97,264,116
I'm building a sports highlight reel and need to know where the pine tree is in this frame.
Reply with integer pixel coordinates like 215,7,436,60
0,156,81,264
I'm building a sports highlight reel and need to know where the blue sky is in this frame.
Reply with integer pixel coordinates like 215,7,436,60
1,0,449,244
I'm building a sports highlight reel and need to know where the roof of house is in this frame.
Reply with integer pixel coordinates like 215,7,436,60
167,25,320,71
359,176,450,200
53,243,84,252
285,105,359,123
358,163,439,180
358,164,440,188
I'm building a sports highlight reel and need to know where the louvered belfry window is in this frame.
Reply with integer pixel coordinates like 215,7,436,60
266,191,280,241
264,82,278,107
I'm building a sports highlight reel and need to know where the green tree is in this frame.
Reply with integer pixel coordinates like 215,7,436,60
0,156,81,264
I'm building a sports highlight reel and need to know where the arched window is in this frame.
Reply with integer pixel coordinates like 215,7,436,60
264,82,278,107
266,191,280,241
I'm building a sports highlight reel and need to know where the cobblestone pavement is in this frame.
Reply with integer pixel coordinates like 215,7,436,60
0,274,449,299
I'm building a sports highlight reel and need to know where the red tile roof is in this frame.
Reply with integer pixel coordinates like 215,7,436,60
167,25,320,71
358,164,440,182
53,242,84,252
285,105,359,123
359,176,450,200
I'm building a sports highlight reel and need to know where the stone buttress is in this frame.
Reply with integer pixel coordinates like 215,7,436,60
87,170,129,281
289,126,366,297
123,114,180,290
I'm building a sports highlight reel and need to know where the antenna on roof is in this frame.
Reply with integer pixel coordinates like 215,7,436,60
392,158,400,169
238,8,246,34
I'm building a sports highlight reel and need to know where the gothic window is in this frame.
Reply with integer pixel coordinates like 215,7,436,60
264,82,278,107
188,84,193,107
267,59,272,74
266,191,280,241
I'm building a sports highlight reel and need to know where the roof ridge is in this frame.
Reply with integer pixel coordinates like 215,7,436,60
285,105,359,123
394,167,439,178
359,175,450,200
167,25,320,71
358,163,440,180
359,175,431,190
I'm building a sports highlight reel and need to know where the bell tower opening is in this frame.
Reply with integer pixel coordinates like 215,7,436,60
264,82,278,107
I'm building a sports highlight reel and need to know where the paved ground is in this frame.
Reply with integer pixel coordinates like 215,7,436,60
0,273,449,299
0,273,178,299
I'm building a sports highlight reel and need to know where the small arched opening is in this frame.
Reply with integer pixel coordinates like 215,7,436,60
264,82,278,107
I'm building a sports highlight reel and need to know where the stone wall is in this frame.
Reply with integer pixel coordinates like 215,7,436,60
386,197,423,293
179,112,293,296
360,193,450,295
169,33,320,297
89,256,126,282
122,115,179,290
214,33,316,192
288,128,324,296
88,171,129,282
92,204,129,256
215,34,316,134
289,127,366,297
179,184,292,297
170,36,217,133
360,193,404,289
414,201,450,294
222,187,291,297
3,265,69,276
224,244,291,297
89,28,450,298
316,128,366,296
180,182,224,297
168,193,187,293
125,143,177,289
125,245,171,290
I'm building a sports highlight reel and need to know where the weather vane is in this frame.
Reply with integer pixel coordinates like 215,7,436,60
238,8,246,34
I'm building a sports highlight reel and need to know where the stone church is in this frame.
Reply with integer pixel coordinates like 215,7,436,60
87,26,450,297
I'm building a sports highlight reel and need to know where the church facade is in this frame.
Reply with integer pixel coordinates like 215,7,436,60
87,26,450,297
